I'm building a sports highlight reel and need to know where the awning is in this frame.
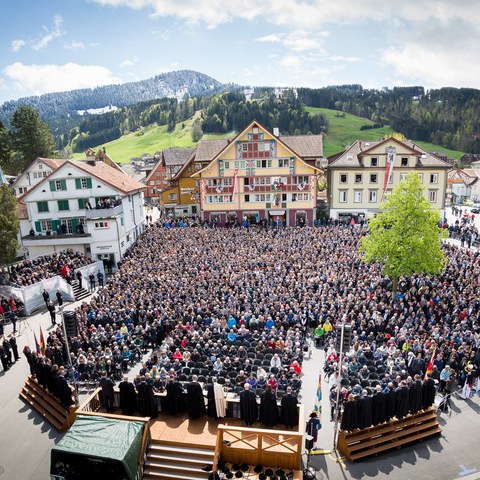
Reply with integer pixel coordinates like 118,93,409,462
269,210,286,215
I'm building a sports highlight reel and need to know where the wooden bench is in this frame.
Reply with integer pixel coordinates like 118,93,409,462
337,408,441,462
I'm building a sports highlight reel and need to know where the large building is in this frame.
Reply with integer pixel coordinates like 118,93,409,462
326,137,451,221
192,121,323,226
18,157,146,267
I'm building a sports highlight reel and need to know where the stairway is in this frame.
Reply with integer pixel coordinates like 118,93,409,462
71,279,91,301
19,376,76,432
143,440,215,480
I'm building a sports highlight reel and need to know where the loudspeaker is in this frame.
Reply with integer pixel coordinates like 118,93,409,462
63,310,78,337
305,435,314,451
335,323,352,353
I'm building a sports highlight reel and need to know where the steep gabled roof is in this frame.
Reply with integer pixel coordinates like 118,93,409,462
18,160,145,201
279,135,323,158
172,148,198,180
328,138,451,168
192,120,322,177
163,148,195,167
144,158,164,183
38,158,68,169
195,139,230,162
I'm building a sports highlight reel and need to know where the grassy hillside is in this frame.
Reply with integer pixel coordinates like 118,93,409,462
72,114,231,164
305,106,464,160
73,105,465,163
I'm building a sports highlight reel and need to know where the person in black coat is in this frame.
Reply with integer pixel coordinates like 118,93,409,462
409,375,423,414
186,375,206,419
119,376,137,415
280,387,299,428
240,383,258,426
99,371,115,413
56,289,63,307
165,376,184,414
206,382,218,419
56,369,75,407
23,345,35,375
371,385,386,426
137,376,158,418
384,383,397,421
9,335,19,361
259,384,279,427
47,301,56,325
42,289,50,307
340,394,359,431
395,381,410,419
358,390,373,429
422,374,436,409
34,355,48,389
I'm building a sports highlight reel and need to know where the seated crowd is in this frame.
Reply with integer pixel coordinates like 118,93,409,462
1,249,95,287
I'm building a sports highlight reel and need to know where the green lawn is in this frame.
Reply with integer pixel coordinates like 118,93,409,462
306,106,464,160
72,115,232,164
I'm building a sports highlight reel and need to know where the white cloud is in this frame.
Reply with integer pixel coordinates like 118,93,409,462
120,56,139,68
279,56,302,68
11,39,26,52
90,0,480,29
3,62,122,97
32,14,64,51
256,30,327,52
64,41,85,50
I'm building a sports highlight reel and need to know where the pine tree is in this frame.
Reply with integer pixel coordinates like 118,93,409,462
10,106,56,173
0,185,19,265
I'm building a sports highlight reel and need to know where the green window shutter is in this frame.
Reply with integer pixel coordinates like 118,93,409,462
78,198,88,209
49,181,55,191
37,201,49,212
86,178,92,188
61,179,67,190
58,200,69,211
75,179,81,189
51,220,61,232
71,218,78,233
35,221,41,232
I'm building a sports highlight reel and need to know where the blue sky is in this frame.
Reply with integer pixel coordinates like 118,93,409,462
1,0,480,104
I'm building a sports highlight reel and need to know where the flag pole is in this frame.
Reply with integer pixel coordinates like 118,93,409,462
333,322,345,449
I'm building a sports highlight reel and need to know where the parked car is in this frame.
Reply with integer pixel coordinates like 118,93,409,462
471,207,480,213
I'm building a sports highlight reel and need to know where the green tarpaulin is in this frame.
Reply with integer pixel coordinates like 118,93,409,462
51,415,145,480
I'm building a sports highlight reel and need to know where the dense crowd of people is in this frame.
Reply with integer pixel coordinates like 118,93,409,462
0,250,95,287
20,222,480,432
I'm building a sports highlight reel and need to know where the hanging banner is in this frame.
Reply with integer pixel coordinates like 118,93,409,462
382,146,396,201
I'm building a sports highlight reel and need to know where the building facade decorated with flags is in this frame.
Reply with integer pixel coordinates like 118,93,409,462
326,137,450,222
191,121,324,227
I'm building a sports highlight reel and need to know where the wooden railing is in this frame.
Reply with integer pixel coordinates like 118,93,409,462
76,387,103,414
215,404,304,471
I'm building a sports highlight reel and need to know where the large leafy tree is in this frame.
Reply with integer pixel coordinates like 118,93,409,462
0,185,19,265
10,105,56,173
360,172,446,294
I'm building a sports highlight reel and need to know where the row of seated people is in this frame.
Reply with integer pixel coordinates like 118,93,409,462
338,374,437,432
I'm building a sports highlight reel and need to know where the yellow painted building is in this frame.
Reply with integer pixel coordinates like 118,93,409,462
327,137,450,221
192,121,323,226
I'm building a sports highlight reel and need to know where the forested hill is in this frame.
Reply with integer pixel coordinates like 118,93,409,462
296,85,480,154
0,70,225,128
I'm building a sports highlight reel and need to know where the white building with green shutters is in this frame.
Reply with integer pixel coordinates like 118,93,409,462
17,157,146,266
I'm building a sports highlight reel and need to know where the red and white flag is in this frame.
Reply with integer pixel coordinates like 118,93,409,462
382,146,396,201
231,168,239,201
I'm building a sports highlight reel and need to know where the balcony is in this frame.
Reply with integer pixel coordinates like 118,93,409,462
85,203,123,219
22,232,92,247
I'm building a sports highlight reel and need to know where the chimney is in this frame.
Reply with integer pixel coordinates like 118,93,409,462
273,127,280,137
87,159,96,166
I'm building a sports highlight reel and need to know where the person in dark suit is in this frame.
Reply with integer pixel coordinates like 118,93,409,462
240,383,258,426
259,384,279,427
186,375,206,419
42,289,50,307
99,371,115,412
281,387,299,428
165,375,184,414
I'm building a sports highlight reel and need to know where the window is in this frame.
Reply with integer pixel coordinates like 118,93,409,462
278,158,289,168
94,221,109,229
78,198,89,209
430,173,438,184
194,163,202,171
418,173,424,183
168,193,177,201
355,174,363,184
37,201,49,213
33,172,38,179
242,144,248,152
400,173,408,182
235,160,246,169
371,157,378,167
224,161,230,169
339,190,347,203
120,216,125,226
428,190,437,202
43,171,48,177
156,180,161,185
401,157,409,167
58,200,69,211
370,173,378,184
40,220,51,231
256,159,273,168
369,190,377,203
38,164,43,170
50,179,66,191
340,174,348,184
244,194,250,202
155,172,161,177
354,190,362,203
282,194,287,202
292,193,297,202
